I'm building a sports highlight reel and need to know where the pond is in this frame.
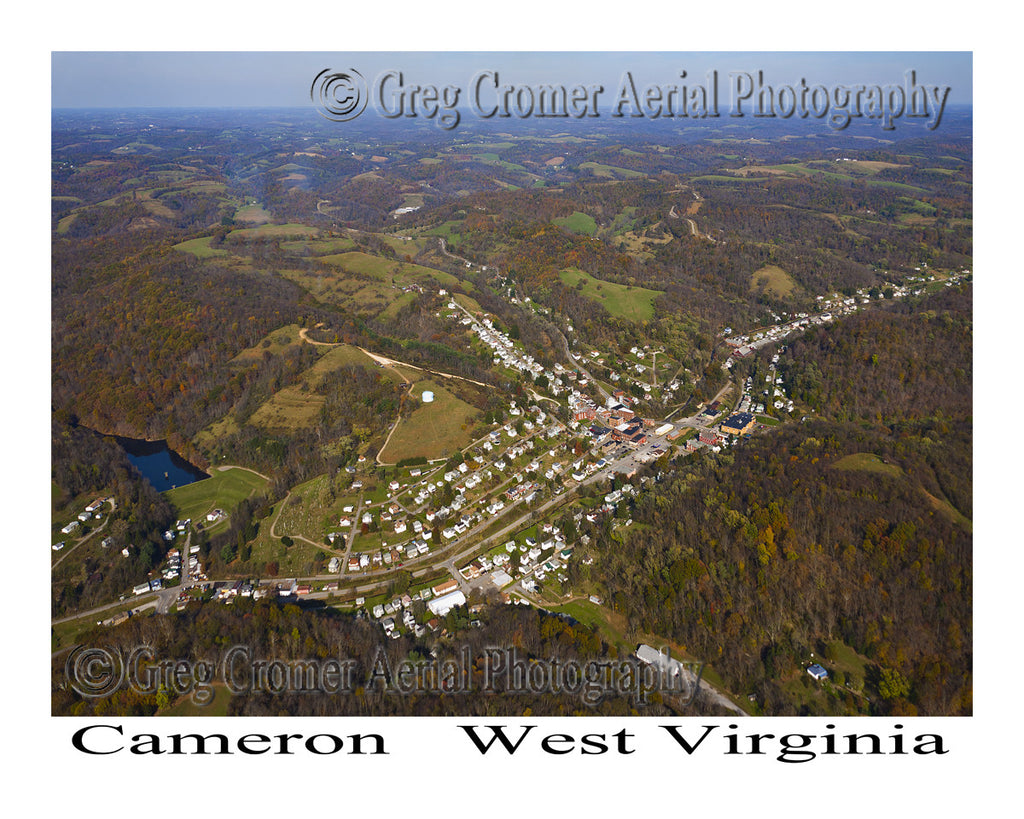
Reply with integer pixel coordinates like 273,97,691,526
115,435,209,492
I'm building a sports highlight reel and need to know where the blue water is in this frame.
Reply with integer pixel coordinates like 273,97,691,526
116,436,209,492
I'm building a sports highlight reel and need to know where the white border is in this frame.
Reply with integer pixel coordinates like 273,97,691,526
20,2,1014,814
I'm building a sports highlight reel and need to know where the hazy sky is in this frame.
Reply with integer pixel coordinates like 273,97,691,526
51,51,972,109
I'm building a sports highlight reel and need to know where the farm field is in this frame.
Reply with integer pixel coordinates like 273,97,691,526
552,211,598,236
317,251,463,289
173,236,229,258
420,219,465,240
729,161,928,193
451,292,482,313
233,204,272,224
578,161,645,179
378,380,481,463
228,222,320,241
558,267,663,322
280,237,358,255
229,324,306,365
302,344,384,383
248,384,326,432
751,264,800,297
275,266,401,314
242,342,398,433
379,234,428,255
549,599,629,654
832,452,904,479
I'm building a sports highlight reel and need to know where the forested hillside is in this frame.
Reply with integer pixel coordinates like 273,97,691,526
594,289,972,715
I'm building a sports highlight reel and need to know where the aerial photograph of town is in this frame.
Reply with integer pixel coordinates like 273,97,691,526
37,29,1002,811
50,50,974,717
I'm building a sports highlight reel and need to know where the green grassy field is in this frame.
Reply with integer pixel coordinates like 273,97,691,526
469,153,528,172
233,204,272,224
302,343,381,384
183,180,227,194
228,222,320,240
246,517,330,575
549,599,628,652
159,683,233,716
173,236,230,258
165,466,269,523
420,220,466,243
280,237,358,255
690,174,763,183
378,380,481,463
239,339,392,433
452,292,482,313
578,161,645,179
317,251,461,289
821,639,870,690
730,162,929,194
605,206,639,236
455,141,517,151
553,211,598,236
136,189,178,219
834,451,971,533
276,267,399,315
379,292,417,321
379,234,428,255
832,452,903,478
51,603,146,653
921,488,972,532
558,268,663,322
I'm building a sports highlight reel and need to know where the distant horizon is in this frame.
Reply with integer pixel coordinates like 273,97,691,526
51,52,973,110
51,102,977,110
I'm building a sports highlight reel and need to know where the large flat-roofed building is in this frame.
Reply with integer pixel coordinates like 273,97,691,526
720,412,756,436
428,589,467,617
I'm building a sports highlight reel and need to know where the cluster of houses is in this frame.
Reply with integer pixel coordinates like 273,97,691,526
153,542,204,588
212,579,264,601
726,269,967,364
459,519,582,595
332,539,434,574
610,344,676,398
162,519,192,542
57,497,108,543
368,578,467,638
132,577,163,596
336,409,578,565
451,304,582,397
735,351,795,415
454,306,543,380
